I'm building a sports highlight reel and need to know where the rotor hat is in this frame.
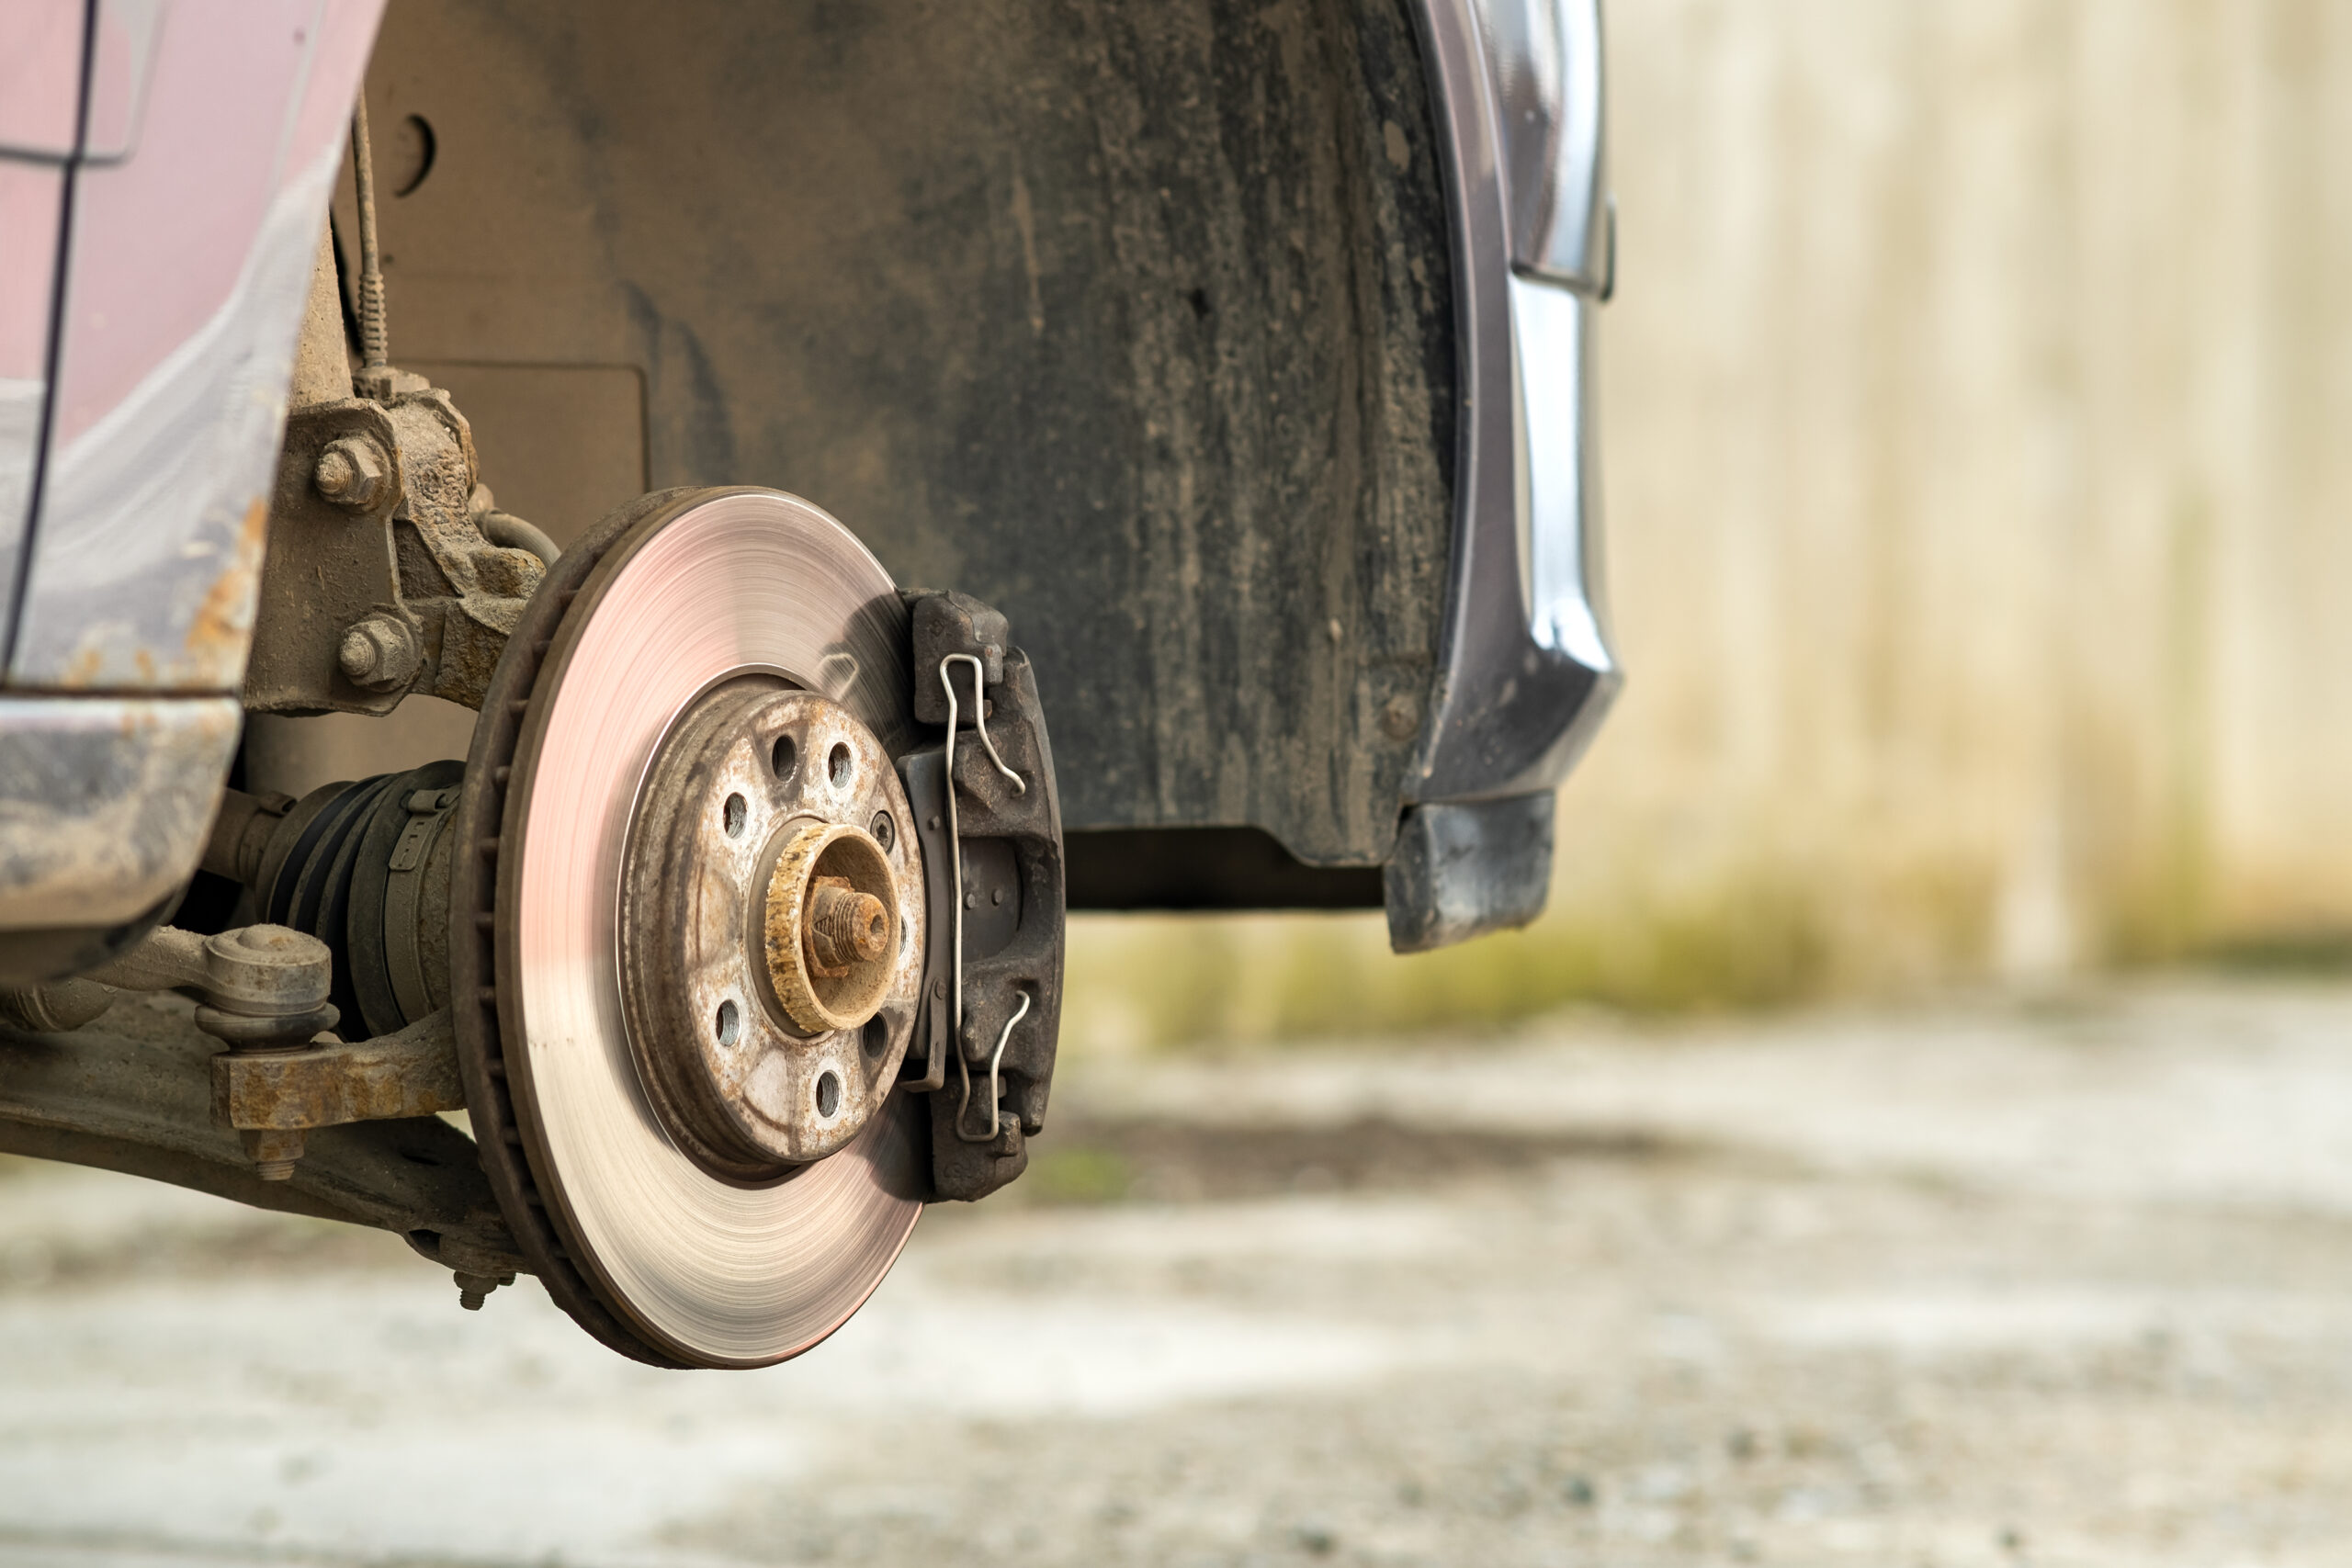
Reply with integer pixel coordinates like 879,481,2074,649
620,682,923,1176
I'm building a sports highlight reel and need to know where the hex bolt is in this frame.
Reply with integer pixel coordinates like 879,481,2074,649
338,613,422,692
313,434,391,509
453,1271,506,1311
440,1241,519,1314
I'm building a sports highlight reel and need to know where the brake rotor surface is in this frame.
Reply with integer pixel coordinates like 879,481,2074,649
467,487,928,1368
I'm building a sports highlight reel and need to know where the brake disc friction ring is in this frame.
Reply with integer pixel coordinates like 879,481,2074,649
457,487,927,1368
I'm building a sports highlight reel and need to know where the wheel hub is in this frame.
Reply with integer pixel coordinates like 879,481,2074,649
619,683,923,1177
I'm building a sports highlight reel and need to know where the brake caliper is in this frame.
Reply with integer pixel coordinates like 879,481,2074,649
895,591,1066,1200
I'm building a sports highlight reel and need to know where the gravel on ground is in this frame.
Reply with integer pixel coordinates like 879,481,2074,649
4,980,2351,1567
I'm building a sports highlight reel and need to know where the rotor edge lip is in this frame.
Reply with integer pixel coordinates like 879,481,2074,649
452,487,696,1369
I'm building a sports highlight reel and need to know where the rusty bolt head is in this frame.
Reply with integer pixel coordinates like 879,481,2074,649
338,613,422,692
314,434,390,508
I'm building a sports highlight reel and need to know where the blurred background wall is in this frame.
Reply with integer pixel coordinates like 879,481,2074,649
1068,0,2352,1048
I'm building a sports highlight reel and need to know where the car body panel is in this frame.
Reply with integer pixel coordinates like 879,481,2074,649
1409,0,1617,806
11,0,386,693
0,0,384,953
0,161,65,601
0,694,239,929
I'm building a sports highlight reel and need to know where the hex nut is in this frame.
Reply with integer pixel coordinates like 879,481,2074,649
313,434,391,509
339,614,423,692
239,1126,305,1180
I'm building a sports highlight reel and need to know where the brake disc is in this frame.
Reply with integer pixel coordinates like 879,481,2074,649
449,487,931,1369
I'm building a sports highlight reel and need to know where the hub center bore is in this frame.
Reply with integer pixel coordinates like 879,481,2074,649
617,681,924,1177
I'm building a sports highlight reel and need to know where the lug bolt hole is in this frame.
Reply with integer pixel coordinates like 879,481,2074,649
861,1014,888,1058
722,793,748,839
828,743,853,787
716,998,741,1046
871,811,895,850
816,1069,842,1119
772,734,798,781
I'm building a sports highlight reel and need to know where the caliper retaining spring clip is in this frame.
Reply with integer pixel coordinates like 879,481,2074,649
938,652,1029,1142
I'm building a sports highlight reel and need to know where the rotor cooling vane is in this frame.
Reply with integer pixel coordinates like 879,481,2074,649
235,488,1066,1367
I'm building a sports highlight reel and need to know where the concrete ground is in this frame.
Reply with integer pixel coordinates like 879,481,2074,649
5,980,2352,1567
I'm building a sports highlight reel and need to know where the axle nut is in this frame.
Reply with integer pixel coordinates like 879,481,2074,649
339,614,422,692
314,434,391,509
807,879,889,973
763,821,899,1034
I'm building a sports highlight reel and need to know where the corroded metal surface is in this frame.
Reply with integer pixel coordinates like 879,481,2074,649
80,920,340,1179
760,820,903,1034
0,1000,521,1277
0,695,240,970
211,1007,466,1133
619,685,922,1175
243,387,544,716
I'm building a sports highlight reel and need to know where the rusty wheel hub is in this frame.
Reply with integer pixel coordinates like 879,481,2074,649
619,684,922,1176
